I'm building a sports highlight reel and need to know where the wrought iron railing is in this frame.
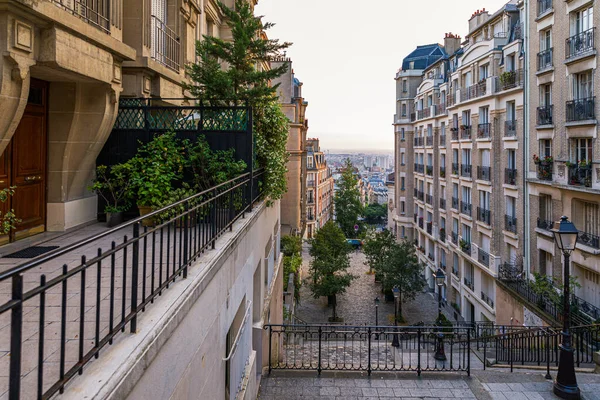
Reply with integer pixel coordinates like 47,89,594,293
578,230,600,249
495,69,524,92
435,103,447,116
461,82,487,101
439,229,446,242
566,97,595,122
537,161,553,181
426,194,433,205
537,0,552,16
504,168,517,185
478,248,490,267
537,48,553,71
451,232,458,245
426,165,433,176
439,166,446,178
451,197,459,209
505,120,517,137
426,222,433,235
439,198,446,210
477,207,491,225
418,217,424,229
460,126,472,139
440,134,446,146
452,163,459,175
537,218,553,231
461,201,472,217
463,277,474,291
264,324,472,375
477,166,491,181
568,165,592,187
481,292,494,308
451,128,459,141
537,105,553,125
477,123,490,139
426,136,433,146
0,169,266,399
461,164,472,178
51,0,110,33
151,15,181,72
505,215,517,233
566,28,595,59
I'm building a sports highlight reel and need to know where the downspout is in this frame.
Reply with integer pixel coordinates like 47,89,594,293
523,0,531,279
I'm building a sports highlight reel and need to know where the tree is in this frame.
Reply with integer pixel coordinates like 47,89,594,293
309,221,355,321
363,229,395,275
334,159,363,237
184,0,292,201
379,240,425,321
363,203,387,225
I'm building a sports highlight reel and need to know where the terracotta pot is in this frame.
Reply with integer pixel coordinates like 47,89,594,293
138,205,155,227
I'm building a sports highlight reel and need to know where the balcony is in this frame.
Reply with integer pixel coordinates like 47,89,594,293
452,265,459,277
536,161,553,181
440,166,446,178
428,253,435,261
537,48,553,71
418,217,424,229
537,217,553,231
481,292,494,308
447,92,456,107
439,228,446,242
151,16,181,72
440,198,446,210
495,69,524,92
426,221,433,235
426,136,433,146
460,126,472,140
414,213,418,223
415,163,425,174
537,105,553,125
410,113,416,122
460,164,472,178
566,97,595,122
464,277,474,291
414,137,424,147
566,28,595,60
451,232,458,245
440,134,446,146
579,230,600,249
307,180,316,187
307,196,315,205
476,207,491,225
417,108,431,120
505,214,517,234
505,120,517,137
452,163,459,175
435,103,447,116
477,123,491,139
426,165,433,176
568,164,592,187
439,262,446,271
426,194,433,205
418,190,425,201
414,188,417,197
461,82,487,101
504,168,517,185
537,0,552,16
451,128,459,141
51,0,110,33
478,248,490,267
451,197,459,209
461,201,472,217
477,166,491,181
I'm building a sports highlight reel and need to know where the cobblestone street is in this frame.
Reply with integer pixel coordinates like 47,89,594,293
295,243,450,325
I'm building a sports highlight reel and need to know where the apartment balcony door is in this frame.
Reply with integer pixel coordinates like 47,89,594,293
581,268,599,309
0,79,48,243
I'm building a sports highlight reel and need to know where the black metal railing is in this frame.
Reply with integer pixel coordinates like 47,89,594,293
451,128,459,141
436,103,447,116
51,0,110,33
477,207,491,225
414,137,424,147
417,190,425,201
566,28,595,59
439,229,446,242
451,232,458,245
478,248,490,267
505,168,517,185
415,163,425,173
460,126,472,139
265,324,472,375
463,277,474,291
481,291,494,308
440,166,446,177
537,48,553,71
568,165,592,187
537,218,553,231
426,136,433,146
426,166,433,176
452,163,459,175
537,105,553,125
426,194,433,205
566,97,595,122
578,230,600,249
440,134,446,146
477,123,490,139
505,120,517,137
505,215,517,233
477,166,491,181
0,169,266,399
537,161,553,181
461,82,487,101
495,69,524,92
461,201,472,217
451,197,459,209
461,164,472,178
426,222,433,235
537,0,552,16
151,15,181,72
440,198,446,210
418,217,424,229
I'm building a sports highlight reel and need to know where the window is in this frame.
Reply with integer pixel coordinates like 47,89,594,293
462,224,471,243
452,183,459,199
440,154,446,169
441,123,446,135
462,110,471,126
539,194,552,222
479,64,489,80
401,177,405,190
541,29,552,51
464,71,472,87
481,149,490,168
402,103,407,117
401,128,405,140
574,200,599,236
572,138,592,162
402,79,408,92
453,218,459,234
427,154,433,168
462,186,471,204
441,217,446,230
453,114,459,129
401,153,405,165
506,196,516,218
400,201,406,214
479,190,490,210
506,101,516,121
427,95,433,107
573,71,593,100
427,125,433,137
452,149,458,164
508,150,516,169
540,139,552,157
540,84,552,106
462,149,471,165
479,107,489,124
506,53,515,72
571,6,594,35
307,156,313,168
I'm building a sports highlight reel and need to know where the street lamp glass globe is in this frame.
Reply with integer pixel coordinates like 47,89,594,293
551,216,579,253
435,268,445,287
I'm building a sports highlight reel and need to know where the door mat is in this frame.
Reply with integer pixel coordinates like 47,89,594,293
4,246,59,259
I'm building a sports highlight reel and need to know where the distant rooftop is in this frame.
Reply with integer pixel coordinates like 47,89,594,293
401,44,446,71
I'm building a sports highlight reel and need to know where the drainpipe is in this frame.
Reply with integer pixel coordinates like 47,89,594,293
523,0,531,279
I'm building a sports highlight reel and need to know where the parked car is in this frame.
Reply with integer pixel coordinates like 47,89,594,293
346,239,363,249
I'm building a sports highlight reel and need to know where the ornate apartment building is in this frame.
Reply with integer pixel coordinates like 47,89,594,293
394,1,526,324
527,0,600,311
306,138,334,238
0,0,249,244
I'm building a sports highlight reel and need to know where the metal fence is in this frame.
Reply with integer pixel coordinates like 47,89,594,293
265,324,472,376
0,169,265,400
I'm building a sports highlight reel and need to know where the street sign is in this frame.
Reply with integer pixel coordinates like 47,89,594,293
354,224,359,232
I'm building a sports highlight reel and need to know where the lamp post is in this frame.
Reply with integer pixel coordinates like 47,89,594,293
392,286,400,347
551,216,580,400
434,268,447,361
374,297,380,340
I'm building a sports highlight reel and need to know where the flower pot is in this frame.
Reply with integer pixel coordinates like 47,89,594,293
106,211,123,227
138,205,155,227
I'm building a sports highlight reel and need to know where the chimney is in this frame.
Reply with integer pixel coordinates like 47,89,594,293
444,32,462,56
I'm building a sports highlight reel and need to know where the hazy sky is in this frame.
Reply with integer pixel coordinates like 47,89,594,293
255,0,510,152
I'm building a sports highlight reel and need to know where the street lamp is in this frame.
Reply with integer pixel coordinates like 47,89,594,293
374,297,380,339
392,286,400,347
434,268,447,361
551,216,580,400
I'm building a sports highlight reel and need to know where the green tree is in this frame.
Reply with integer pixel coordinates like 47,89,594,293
184,0,292,201
309,221,355,321
334,159,363,237
379,240,425,321
363,229,395,275
363,203,387,224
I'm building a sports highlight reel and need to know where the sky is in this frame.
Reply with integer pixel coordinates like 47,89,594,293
255,0,510,153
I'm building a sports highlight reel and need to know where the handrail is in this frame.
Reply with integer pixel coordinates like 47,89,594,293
223,302,252,361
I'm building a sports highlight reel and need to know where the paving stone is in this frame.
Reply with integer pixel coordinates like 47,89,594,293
489,392,508,400
431,388,452,397
523,392,545,400
361,387,379,396
320,386,341,396
340,387,362,396
488,383,511,391
410,388,433,397
393,387,412,397
507,383,527,392
302,386,321,396
370,379,388,388
377,387,395,396
451,388,476,398
431,380,455,388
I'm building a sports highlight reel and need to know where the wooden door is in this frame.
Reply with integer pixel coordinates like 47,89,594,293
2,79,48,241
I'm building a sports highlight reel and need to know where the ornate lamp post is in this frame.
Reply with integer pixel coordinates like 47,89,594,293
433,268,447,361
551,216,580,400
392,286,400,347
374,297,380,339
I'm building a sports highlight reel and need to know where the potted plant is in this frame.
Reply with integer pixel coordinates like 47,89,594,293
459,239,469,252
565,161,576,168
89,164,133,227
0,187,21,236
533,154,540,164
579,159,591,168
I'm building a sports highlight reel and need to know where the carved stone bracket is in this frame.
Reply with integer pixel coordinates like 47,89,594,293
557,164,565,178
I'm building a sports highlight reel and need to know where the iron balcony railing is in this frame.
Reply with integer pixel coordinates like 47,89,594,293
51,0,110,33
451,197,459,209
477,123,490,139
447,92,456,107
451,232,458,245
495,69,524,92
505,120,517,137
537,0,552,16
440,166,446,177
426,222,433,235
418,217,424,229
481,292,494,308
264,324,472,375
566,97,595,122
439,198,446,210
505,214,517,233
426,136,433,146
414,213,418,223
410,113,416,122
460,126,472,139
426,165,433,176
0,169,266,400
568,165,592,187
537,161,553,181
537,105,553,125
461,164,472,178
477,207,491,225
417,190,425,201
452,265,459,277
439,229,446,242
435,103,447,116
414,137,424,147
505,168,517,185
417,108,431,120
477,166,491,181
537,48,553,71
440,134,446,146
451,128,459,141
464,277,474,291
461,201,472,217
151,15,181,72
426,194,433,205
461,82,487,101
566,28,595,59
452,162,459,175
578,230,600,249
478,248,490,268
537,218,553,231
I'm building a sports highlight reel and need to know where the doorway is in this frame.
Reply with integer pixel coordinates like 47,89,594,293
0,79,48,243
